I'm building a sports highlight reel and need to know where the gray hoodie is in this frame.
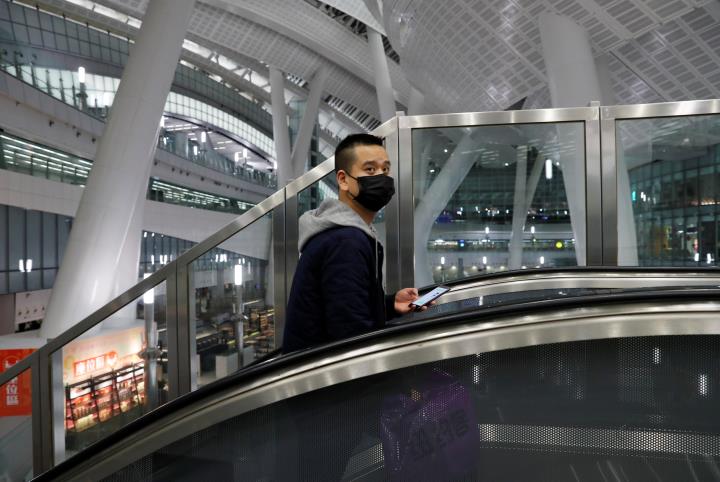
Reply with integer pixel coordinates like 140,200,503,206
299,198,378,252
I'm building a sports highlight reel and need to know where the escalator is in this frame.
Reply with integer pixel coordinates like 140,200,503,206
35,284,720,481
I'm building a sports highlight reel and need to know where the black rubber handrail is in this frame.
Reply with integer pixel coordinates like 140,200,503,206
417,265,720,291
35,285,720,481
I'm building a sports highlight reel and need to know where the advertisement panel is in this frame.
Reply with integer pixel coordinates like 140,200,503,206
0,349,36,416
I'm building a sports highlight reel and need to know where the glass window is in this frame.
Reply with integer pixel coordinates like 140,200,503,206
89,41,100,59
41,30,55,49
24,8,39,28
42,268,56,288
39,12,53,31
58,216,71,265
87,28,100,45
79,40,90,56
55,33,68,51
42,212,57,268
52,16,66,35
67,37,79,54
26,210,40,266
8,206,25,274
0,19,13,41
27,26,42,46
65,21,78,39
13,24,29,44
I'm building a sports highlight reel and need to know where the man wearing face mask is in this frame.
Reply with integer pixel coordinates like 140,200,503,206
283,133,423,353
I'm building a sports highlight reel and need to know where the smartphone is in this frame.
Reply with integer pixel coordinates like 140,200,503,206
410,285,450,309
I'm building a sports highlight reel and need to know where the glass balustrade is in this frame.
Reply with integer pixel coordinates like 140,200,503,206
187,212,277,388
0,364,33,480
616,114,720,267
412,123,585,285
50,281,167,464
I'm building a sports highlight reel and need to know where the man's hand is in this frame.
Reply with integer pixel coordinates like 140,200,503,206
394,287,427,315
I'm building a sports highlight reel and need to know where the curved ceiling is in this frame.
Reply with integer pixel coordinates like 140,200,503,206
91,0,411,122
382,0,720,113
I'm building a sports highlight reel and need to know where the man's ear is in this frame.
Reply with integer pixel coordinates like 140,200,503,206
337,170,349,192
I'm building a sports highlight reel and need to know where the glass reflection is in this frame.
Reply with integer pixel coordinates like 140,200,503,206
618,115,720,266
412,123,586,285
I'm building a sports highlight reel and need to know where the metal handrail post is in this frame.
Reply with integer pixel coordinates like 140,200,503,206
272,187,287,349
164,264,181,400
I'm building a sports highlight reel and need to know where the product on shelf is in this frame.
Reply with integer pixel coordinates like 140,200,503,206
65,362,146,432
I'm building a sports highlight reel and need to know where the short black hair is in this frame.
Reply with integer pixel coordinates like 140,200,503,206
334,133,384,174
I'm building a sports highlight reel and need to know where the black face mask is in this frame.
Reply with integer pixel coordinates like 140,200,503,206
346,173,396,212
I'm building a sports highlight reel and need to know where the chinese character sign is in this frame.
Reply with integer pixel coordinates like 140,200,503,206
0,349,36,416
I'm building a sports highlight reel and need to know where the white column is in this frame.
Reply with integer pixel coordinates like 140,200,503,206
595,54,638,264
269,66,292,187
113,187,146,296
290,66,329,177
617,139,639,265
367,28,395,122
507,150,545,269
539,12,602,266
103,188,145,330
42,0,196,339
508,148,528,270
595,54,616,106
408,85,426,116
414,131,477,287
538,12,602,109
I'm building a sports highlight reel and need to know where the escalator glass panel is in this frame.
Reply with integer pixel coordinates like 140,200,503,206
106,335,720,481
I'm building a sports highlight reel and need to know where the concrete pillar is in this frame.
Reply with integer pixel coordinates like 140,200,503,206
290,66,329,177
539,12,602,267
408,85,426,116
269,66,292,187
42,0,196,339
367,28,395,122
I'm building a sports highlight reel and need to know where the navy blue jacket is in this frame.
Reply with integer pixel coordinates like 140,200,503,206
283,226,396,352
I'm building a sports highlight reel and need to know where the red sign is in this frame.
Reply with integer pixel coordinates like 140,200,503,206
73,351,118,378
0,349,35,416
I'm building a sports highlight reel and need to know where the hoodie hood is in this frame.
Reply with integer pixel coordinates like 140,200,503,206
299,198,377,251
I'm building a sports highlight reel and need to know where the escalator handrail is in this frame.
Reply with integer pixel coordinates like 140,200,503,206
418,265,720,292
34,286,720,481
3,265,719,389
3,265,720,389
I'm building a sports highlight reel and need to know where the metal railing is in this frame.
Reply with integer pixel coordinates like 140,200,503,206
2,99,720,476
